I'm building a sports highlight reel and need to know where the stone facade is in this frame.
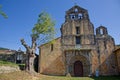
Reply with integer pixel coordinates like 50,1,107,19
39,5,119,76
39,38,65,75
96,26,118,75
114,47,120,75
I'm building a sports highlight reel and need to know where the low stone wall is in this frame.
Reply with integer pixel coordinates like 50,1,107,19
0,66,20,74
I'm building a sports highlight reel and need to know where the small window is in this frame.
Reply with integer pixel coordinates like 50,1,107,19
76,36,81,44
51,44,53,51
76,27,80,34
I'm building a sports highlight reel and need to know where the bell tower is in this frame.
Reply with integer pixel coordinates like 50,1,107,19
65,5,89,21
61,5,95,49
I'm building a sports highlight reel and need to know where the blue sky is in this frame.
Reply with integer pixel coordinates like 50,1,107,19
0,0,120,52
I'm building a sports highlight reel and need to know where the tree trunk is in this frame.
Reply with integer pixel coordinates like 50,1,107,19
21,38,36,73
28,53,36,73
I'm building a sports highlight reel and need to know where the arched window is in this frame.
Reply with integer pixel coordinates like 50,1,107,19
75,8,78,12
78,13,82,19
100,28,103,35
70,14,75,19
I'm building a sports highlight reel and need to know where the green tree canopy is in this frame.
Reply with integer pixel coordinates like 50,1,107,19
21,11,56,73
32,11,55,44
0,5,8,18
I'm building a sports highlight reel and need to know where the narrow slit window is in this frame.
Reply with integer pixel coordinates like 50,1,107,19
76,36,81,44
76,27,80,34
51,44,53,51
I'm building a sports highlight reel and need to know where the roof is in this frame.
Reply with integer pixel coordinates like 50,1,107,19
96,25,107,29
0,49,16,54
38,37,61,48
114,45,120,52
0,47,17,54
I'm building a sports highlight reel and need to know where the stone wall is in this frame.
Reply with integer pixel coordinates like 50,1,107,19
0,66,20,74
65,50,91,76
114,48,120,75
39,38,65,75
90,50,99,75
38,5,119,76
96,26,118,75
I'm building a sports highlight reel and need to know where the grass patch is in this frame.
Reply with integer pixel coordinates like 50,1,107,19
18,64,25,70
91,76,120,80
0,71,120,80
38,75,120,80
0,60,18,67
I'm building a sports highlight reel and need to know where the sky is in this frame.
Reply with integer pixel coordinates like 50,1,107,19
0,0,120,53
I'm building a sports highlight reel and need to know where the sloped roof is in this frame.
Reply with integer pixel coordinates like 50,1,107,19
66,5,87,14
114,45,120,52
38,37,61,48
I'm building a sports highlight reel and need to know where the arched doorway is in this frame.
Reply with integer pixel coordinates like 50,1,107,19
74,61,83,77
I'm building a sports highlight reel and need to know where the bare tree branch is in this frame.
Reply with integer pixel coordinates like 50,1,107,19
20,38,30,51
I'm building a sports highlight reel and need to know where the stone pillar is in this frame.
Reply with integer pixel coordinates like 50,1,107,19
66,64,70,76
65,51,69,75
89,52,92,75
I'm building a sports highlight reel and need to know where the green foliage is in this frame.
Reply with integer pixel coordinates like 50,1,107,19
32,11,55,44
0,5,8,18
0,47,9,50
18,64,25,70
0,60,18,67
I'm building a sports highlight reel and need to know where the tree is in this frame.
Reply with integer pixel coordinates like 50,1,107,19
0,5,8,18
21,11,55,73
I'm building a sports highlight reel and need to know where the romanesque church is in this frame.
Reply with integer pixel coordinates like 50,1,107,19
38,5,120,77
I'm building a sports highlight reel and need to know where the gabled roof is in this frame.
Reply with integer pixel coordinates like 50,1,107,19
66,5,87,14
97,25,107,29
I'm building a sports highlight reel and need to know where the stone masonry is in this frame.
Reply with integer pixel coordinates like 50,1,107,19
39,5,119,76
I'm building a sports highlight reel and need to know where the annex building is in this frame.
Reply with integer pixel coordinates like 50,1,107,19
38,5,119,77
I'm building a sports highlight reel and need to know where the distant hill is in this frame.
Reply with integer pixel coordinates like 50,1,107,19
116,44,120,46
0,47,9,50
0,47,16,54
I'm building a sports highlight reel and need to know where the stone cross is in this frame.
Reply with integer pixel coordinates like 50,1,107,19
72,0,77,5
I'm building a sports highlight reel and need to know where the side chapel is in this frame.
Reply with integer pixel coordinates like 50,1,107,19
38,5,119,76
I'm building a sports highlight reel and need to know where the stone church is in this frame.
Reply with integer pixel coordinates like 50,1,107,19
38,5,119,76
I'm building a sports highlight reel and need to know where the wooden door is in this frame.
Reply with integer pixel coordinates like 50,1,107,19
74,61,83,77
